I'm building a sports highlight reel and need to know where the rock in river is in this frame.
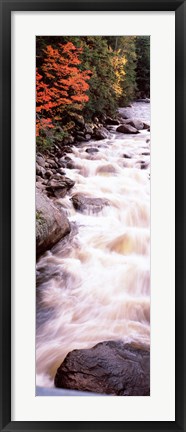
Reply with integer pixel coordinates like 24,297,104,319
36,190,70,257
71,193,109,214
116,124,139,134
54,340,150,396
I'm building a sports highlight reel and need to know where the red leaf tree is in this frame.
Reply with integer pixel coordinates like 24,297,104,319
36,42,91,137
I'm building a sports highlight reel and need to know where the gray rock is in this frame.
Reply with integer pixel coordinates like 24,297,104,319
54,340,150,396
58,168,66,175
116,124,139,134
105,117,120,125
85,148,99,154
47,159,58,169
36,155,45,168
125,119,144,130
143,122,150,130
45,170,53,179
85,124,94,134
36,190,70,257
71,193,109,214
93,127,109,140
118,112,129,120
36,163,45,178
46,177,75,198
85,134,92,141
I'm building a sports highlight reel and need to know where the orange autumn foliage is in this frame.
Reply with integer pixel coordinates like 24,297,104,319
36,42,91,136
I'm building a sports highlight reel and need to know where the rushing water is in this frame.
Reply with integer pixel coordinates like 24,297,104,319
36,102,150,388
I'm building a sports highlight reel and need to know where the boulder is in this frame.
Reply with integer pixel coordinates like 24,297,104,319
143,122,150,130
119,112,129,120
105,117,120,125
96,164,117,175
85,148,99,154
54,340,150,396
93,127,109,140
85,124,94,134
71,193,109,214
36,155,45,168
116,124,139,134
125,119,144,130
36,190,70,257
46,177,75,198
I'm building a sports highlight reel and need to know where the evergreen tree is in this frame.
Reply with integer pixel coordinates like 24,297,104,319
135,36,150,98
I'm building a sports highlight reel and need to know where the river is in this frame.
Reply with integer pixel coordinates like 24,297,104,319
36,101,150,388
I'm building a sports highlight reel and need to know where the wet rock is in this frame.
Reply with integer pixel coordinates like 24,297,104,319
123,154,132,159
76,135,87,142
71,193,109,214
96,164,117,175
140,161,149,170
54,340,150,396
47,159,58,169
61,146,73,154
125,119,144,130
85,134,91,141
36,190,70,257
143,122,150,130
116,124,139,134
119,112,129,120
36,155,45,168
58,168,66,175
105,117,120,125
36,182,46,191
46,177,75,198
45,170,53,179
85,147,99,154
85,124,94,134
93,127,109,140
36,163,45,178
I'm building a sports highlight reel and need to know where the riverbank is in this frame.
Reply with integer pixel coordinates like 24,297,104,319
36,101,150,395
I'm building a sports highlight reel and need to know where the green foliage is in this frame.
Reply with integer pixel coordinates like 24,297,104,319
80,37,118,118
135,36,150,98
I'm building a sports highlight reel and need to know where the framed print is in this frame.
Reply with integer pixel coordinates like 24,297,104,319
0,0,185,431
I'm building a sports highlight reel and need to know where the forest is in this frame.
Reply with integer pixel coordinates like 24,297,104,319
36,36,150,151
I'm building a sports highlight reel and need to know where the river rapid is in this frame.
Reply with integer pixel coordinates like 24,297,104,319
36,102,150,388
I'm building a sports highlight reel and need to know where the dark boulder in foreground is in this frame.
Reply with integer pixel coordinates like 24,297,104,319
71,193,109,214
36,190,70,257
116,124,139,134
54,340,150,396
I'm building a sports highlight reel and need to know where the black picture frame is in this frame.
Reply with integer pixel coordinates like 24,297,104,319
0,0,185,430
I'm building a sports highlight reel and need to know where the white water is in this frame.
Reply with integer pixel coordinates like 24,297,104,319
36,102,150,388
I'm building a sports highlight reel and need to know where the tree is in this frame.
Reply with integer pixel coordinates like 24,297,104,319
105,36,137,106
36,41,91,139
135,36,150,98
